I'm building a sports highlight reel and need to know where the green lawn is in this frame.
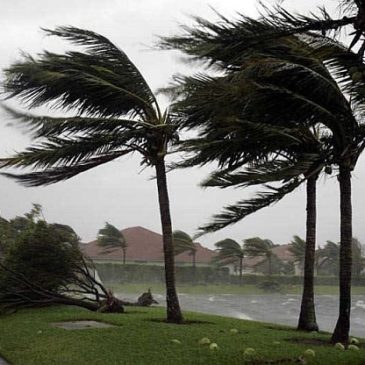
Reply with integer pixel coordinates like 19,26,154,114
0,306,364,365
108,283,365,296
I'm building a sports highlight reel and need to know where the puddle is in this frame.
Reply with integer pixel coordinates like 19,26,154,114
51,320,116,330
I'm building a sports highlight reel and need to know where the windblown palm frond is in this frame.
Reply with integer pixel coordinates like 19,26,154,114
159,7,354,67
197,178,304,235
4,27,157,119
201,154,323,189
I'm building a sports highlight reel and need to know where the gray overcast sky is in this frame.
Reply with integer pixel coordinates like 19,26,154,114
1,0,364,249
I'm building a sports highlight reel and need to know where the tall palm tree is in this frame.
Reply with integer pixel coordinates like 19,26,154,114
212,239,245,285
0,27,183,323
172,230,197,269
244,238,276,276
162,23,365,340
97,222,127,264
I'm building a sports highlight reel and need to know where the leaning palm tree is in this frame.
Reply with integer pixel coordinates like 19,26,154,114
172,230,197,269
97,223,127,264
244,238,276,276
0,27,183,323
162,24,365,340
162,35,330,332
212,239,245,285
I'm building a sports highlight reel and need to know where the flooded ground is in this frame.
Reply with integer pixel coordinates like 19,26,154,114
117,292,365,337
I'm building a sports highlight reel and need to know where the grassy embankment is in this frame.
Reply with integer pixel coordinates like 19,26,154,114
108,283,365,295
0,306,364,365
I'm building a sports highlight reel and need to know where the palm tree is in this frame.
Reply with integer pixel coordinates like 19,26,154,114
172,230,197,269
244,238,276,276
97,222,127,264
161,35,330,332
212,239,245,285
0,27,183,323
317,241,340,275
352,238,365,278
162,23,365,340
289,236,306,275
159,1,365,59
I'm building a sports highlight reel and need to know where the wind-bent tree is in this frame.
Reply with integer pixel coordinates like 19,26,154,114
98,223,127,264
0,208,126,313
172,230,197,268
212,239,245,285
317,241,340,275
317,239,364,277
244,238,276,276
289,236,306,275
352,238,365,278
0,27,183,323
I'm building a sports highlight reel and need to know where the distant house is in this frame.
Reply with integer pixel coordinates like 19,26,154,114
83,227,300,275
82,226,216,267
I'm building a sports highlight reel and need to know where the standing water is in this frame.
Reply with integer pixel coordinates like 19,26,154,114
116,292,365,338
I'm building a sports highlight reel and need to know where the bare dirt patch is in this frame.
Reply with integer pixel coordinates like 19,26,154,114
51,320,117,330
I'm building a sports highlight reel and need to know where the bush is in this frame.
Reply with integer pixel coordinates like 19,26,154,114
257,280,282,293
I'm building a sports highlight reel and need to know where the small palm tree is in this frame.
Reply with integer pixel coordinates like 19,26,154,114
352,238,365,278
317,241,340,275
289,236,306,275
172,230,197,268
0,27,183,323
97,222,127,264
212,239,245,285
244,238,275,276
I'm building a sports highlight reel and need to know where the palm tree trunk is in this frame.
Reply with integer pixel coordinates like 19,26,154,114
239,257,243,286
155,157,183,324
331,165,352,344
297,175,319,331
192,252,196,285
122,248,126,265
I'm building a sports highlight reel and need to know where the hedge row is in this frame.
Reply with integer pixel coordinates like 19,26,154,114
95,263,365,286
229,274,365,286
95,263,230,284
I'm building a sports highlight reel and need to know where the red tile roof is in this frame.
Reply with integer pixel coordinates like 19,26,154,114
83,226,216,264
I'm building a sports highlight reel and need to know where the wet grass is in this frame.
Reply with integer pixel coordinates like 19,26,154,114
0,305,364,365
108,283,365,296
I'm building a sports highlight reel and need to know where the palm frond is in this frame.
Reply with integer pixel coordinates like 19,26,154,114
3,27,157,120
0,150,130,186
1,105,154,138
201,154,323,189
159,8,353,67
197,178,304,235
